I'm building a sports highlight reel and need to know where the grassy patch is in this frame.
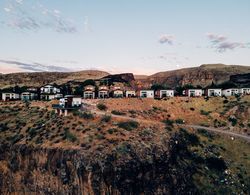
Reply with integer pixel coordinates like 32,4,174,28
118,120,139,131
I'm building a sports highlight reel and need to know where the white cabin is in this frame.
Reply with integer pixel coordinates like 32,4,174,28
184,89,203,97
222,88,239,96
125,90,136,98
2,93,20,101
139,90,154,98
205,89,222,97
239,88,250,95
159,90,174,98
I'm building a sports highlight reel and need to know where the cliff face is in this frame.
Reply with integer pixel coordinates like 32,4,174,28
0,134,197,195
147,64,250,87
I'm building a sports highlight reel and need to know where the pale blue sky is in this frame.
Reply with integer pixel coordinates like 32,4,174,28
0,0,250,74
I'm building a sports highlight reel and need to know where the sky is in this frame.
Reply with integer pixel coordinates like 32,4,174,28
0,0,250,75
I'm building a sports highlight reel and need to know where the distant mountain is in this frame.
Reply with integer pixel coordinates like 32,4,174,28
1,64,250,89
0,70,109,88
142,64,250,88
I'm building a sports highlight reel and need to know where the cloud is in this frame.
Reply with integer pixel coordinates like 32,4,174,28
0,59,72,72
159,34,174,45
2,0,77,33
206,33,249,53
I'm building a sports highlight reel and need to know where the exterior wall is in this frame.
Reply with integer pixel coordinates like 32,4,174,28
206,89,222,97
2,93,20,101
140,90,154,98
239,88,250,95
160,90,174,98
187,89,202,97
72,98,82,107
21,92,37,101
41,94,56,100
98,90,109,98
222,89,239,96
113,90,123,98
125,91,136,98
83,91,95,99
41,85,60,94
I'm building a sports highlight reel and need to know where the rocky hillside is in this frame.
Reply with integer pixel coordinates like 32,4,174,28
145,64,250,88
0,70,109,88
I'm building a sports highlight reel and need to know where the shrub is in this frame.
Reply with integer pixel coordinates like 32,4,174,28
190,107,195,111
228,117,237,126
200,110,211,116
97,103,107,111
118,120,139,131
197,128,214,139
111,110,126,115
116,142,131,155
107,128,118,134
80,112,94,119
64,129,77,142
139,128,153,137
223,99,229,104
163,119,174,127
206,157,227,172
96,134,105,140
101,115,112,123
175,119,185,124
129,110,136,114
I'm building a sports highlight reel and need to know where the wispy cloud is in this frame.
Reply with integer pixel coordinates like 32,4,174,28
0,59,72,72
159,34,175,45
2,0,77,33
206,33,249,53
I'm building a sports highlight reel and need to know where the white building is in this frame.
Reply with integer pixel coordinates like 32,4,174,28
205,89,222,97
139,90,154,98
2,93,20,101
125,90,136,98
83,85,95,99
158,90,174,98
222,88,239,96
184,89,203,97
40,85,62,100
21,92,38,101
239,88,250,95
59,96,82,107
98,86,109,98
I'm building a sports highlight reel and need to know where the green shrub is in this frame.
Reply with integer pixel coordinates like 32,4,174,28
101,115,112,122
223,99,229,104
139,128,153,137
96,134,105,140
80,112,94,119
97,103,107,111
163,119,174,127
200,110,211,116
228,117,237,126
118,120,139,131
111,110,126,115
175,119,185,124
107,128,118,134
64,129,77,142
128,110,136,114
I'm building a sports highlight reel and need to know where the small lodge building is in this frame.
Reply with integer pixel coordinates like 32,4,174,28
21,92,38,101
155,89,174,98
2,92,20,101
98,86,109,98
40,84,63,100
183,89,203,97
139,90,154,98
239,88,250,95
204,88,222,97
83,85,95,99
110,86,124,98
53,95,82,116
222,88,239,96
125,90,136,98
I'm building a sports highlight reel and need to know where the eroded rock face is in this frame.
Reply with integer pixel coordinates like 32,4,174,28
0,135,197,195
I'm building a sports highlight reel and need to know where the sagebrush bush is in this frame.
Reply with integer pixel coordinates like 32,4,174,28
101,115,112,122
97,103,107,111
118,120,139,131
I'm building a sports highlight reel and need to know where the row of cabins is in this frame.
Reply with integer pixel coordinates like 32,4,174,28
1,84,250,101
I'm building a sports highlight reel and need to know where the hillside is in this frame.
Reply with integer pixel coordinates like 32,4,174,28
145,64,250,88
0,70,109,88
0,98,249,194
